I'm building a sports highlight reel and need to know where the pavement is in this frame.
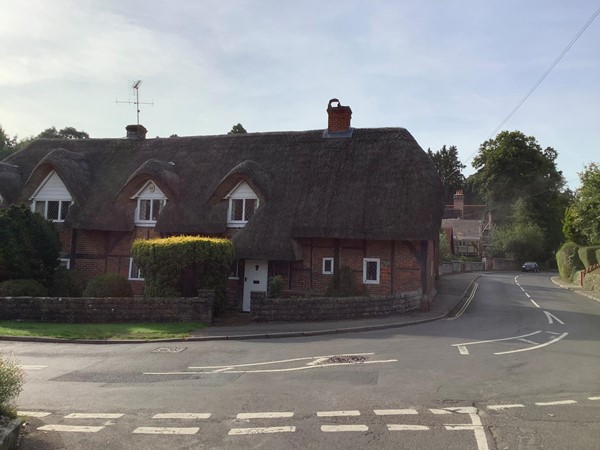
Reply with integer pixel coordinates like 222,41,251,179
2,271,598,344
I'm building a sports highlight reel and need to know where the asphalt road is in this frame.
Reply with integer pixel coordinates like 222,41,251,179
2,272,600,449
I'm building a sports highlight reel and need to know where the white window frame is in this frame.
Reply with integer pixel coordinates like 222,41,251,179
33,199,72,222
322,257,334,275
29,171,73,222
228,260,240,280
363,258,380,284
226,181,260,227
128,258,144,281
132,181,168,226
58,258,71,269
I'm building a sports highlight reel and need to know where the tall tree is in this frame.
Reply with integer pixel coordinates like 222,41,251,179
0,125,17,160
427,145,466,204
38,126,89,140
228,123,247,134
563,163,600,245
470,130,566,260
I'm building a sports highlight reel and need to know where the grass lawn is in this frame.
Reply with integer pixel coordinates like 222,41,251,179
0,321,207,340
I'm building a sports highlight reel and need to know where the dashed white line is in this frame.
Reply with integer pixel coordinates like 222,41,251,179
133,427,199,435
321,425,368,432
374,409,418,415
487,404,525,410
18,411,51,418
38,425,104,433
64,413,124,419
228,426,296,435
317,410,360,417
152,413,211,419
237,412,294,419
529,298,541,308
387,424,429,431
589,396,600,401
18,365,47,370
535,400,577,406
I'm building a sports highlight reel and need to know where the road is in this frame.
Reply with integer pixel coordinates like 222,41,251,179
2,272,600,449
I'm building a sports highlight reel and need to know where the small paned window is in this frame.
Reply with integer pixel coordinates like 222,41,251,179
229,260,240,279
322,257,334,275
363,258,380,284
134,183,167,226
58,258,70,269
33,200,72,222
228,198,258,224
129,258,144,280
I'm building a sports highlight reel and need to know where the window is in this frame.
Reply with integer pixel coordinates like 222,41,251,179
58,258,71,269
129,258,144,280
34,200,71,222
363,258,380,284
226,181,259,227
322,257,334,275
229,260,240,279
133,181,167,226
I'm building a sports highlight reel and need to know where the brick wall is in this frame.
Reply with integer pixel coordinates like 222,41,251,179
0,290,214,323
251,289,421,322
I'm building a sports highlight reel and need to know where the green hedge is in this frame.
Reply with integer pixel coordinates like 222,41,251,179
556,242,584,282
578,246,600,269
83,273,133,297
583,269,600,292
0,279,49,297
131,236,234,310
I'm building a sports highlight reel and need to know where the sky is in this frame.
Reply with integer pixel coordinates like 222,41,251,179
1,0,599,189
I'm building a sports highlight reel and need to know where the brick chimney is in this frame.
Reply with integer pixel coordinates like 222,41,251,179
326,98,352,134
126,124,147,140
453,190,465,217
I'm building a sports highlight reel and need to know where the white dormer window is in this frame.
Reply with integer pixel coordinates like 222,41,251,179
30,171,73,222
226,181,259,227
132,181,167,226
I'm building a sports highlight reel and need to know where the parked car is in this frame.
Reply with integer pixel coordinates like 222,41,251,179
521,262,540,272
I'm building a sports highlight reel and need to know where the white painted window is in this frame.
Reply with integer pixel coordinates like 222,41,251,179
132,181,167,226
30,171,73,222
226,181,259,227
129,258,144,280
58,258,71,269
363,258,380,284
229,260,240,279
322,257,334,275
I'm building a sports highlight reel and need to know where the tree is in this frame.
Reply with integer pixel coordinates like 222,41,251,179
470,131,566,260
38,126,89,140
0,205,61,286
427,145,466,204
228,123,247,134
0,125,17,160
563,163,600,245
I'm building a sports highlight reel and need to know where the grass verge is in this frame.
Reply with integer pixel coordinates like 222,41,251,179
0,321,206,340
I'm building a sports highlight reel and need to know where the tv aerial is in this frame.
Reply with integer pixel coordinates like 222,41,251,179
116,80,154,125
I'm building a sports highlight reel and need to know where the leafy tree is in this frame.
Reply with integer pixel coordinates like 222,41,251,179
38,126,89,140
470,131,566,260
0,125,18,160
491,222,545,262
0,205,61,287
563,163,600,245
228,123,247,134
427,145,466,204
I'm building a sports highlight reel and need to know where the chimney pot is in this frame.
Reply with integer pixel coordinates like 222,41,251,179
126,124,147,140
326,98,352,134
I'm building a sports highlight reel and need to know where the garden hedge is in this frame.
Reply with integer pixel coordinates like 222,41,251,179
577,246,600,269
556,242,584,282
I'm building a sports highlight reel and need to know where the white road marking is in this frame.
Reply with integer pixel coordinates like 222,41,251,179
494,332,568,355
524,292,530,297
487,404,525,410
228,426,295,435
544,311,565,325
237,412,294,419
445,410,489,450
317,410,360,417
589,396,600,400
321,425,368,432
458,345,469,355
529,298,541,308
453,331,542,348
223,360,398,374
445,407,477,414
189,353,374,369
517,338,539,345
152,413,211,419
18,411,51,418
374,409,418,415
18,365,47,370
447,283,479,320
430,409,452,415
64,413,123,419
387,424,429,431
535,400,577,406
133,427,199,435
38,425,104,433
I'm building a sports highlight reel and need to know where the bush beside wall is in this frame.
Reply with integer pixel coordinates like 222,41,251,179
583,269,600,292
556,242,584,282
578,246,600,269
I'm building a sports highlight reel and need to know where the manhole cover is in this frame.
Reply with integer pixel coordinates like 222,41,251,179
151,347,187,354
324,355,368,364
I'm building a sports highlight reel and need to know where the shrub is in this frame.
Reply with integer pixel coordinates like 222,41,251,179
132,236,234,312
556,242,584,282
83,273,133,297
51,267,85,297
0,279,48,297
325,265,366,297
578,246,600,269
583,269,600,292
267,275,284,298
0,355,24,418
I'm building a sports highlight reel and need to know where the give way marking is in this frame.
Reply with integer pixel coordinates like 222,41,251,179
452,330,569,355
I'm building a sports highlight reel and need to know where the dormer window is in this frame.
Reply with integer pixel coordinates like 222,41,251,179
30,171,73,223
132,181,167,226
226,181,259,227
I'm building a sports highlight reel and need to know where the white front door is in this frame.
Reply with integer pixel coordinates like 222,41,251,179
243,260,268,312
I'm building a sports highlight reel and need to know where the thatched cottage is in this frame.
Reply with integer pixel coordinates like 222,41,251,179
0,99,443,312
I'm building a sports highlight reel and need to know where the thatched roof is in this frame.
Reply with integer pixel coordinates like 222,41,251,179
0,162,21,206
1,128,443,260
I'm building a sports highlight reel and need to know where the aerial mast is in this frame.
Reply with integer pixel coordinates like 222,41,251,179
116,80,154,125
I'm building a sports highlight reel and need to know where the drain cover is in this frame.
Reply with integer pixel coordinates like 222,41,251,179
324,355,368,364
151,347,187,354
